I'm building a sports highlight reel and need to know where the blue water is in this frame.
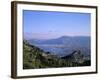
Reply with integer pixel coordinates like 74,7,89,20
34,44,74,57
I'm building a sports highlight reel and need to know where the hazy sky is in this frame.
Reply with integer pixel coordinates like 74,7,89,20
23,10,91,39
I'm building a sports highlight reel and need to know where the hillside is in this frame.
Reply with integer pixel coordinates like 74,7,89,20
23,40,60,69
23,40,91,69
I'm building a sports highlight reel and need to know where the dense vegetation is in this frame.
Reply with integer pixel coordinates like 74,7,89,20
23,40,91,69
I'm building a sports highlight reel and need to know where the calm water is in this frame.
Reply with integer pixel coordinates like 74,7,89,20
34,44,76,57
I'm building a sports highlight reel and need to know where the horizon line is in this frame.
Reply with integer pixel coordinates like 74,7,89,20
24,35,91,40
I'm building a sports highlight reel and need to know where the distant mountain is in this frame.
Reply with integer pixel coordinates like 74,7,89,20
23,40,91,69
27,36,91,56
28,36,90,45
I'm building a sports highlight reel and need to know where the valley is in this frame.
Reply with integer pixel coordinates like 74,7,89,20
23,37,91,69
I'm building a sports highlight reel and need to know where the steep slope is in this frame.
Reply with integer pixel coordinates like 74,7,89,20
23,40,61,69
23,40,91,69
